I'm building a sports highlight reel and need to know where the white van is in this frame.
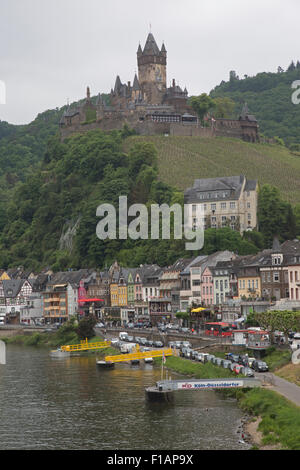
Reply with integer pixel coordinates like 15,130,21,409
120,343,136,353
119,331,129,341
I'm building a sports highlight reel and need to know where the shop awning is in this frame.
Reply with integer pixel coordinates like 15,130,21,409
77,298,104,303
191,307,207,312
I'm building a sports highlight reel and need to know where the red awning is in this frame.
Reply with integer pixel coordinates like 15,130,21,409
77,298,104,303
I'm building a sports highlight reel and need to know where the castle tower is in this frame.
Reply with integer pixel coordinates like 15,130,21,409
137,33,167,104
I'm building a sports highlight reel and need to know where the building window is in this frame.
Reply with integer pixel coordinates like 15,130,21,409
274,272,279,282
211,204,216,211
230,202,236,209
221,203,226,209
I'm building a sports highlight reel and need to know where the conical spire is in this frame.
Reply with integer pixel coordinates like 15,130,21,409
142,32,160,55
114,75,122,94
132,73,140,91
240,102,249,119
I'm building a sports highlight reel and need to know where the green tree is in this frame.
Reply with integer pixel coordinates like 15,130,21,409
213,97,235,118
76,315,97,340
257,184,296,246
189,94,216,125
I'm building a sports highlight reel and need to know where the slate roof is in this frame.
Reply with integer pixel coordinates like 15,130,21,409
184,175,257,204
46,269,91,287
2,279,24,298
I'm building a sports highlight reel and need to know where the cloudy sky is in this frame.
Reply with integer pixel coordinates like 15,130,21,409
1,0,300,125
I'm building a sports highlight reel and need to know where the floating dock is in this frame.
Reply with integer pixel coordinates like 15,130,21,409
145,377,261,402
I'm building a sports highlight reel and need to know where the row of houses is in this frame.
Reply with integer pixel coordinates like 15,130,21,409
1,238,300,326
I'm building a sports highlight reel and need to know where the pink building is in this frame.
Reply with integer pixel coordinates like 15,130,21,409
288,263,300,300
201,266,214,306
134,272,143,301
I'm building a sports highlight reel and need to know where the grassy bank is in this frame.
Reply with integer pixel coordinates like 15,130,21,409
156,355,235,379
237,388,300,449
276,363,300,387
160,354,300,450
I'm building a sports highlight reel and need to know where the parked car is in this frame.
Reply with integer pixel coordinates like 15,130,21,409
240,355,251,366
174,341,182,349
154,341,163,348
247,357,256,367
241,367,255,377
222,360,232,369
202,353,210,363
181,341,191,349
190,350,198,360
207,355,215,363
229,354,240,364
158,325,166,332
180,327,190,333
215,358,223,366
127,336,134,342
139,337,147,345
95,322,105,328
110,338,119,347
184,348,193,359
251,360,269,372
193,352,200,361
168,341,175,348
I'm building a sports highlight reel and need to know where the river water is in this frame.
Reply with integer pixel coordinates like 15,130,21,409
0,345,250,450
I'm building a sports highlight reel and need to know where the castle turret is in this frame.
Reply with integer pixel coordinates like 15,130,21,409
137,32,167,103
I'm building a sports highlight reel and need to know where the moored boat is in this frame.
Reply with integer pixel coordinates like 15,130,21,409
130,359,140,365
96,360,115,369
50,349,70,358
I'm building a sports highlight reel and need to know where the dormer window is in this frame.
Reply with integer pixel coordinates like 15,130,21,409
272,254,283,265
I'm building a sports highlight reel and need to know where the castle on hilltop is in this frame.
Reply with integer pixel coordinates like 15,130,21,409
59,32,259,142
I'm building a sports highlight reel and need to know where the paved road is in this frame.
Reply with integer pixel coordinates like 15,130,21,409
256,372,300,407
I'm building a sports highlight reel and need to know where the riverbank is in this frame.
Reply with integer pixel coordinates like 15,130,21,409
159,355,300,450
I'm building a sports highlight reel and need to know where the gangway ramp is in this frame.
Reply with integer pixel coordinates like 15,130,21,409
61,339,111,353
104,345,173,364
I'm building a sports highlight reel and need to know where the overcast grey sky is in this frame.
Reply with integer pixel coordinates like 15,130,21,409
1,0,300,125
